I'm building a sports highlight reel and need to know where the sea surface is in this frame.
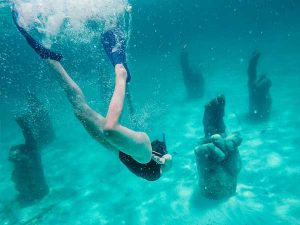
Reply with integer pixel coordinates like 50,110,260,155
1,0,300,224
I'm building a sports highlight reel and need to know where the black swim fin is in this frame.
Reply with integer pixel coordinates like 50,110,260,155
101,29,131,82
12,9,63,61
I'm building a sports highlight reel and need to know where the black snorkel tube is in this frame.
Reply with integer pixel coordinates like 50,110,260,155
151,133,167,157
162,133,166,145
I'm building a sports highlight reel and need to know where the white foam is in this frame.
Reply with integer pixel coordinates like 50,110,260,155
11,0,129,43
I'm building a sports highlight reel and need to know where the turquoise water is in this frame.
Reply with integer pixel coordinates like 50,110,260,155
1,0,300,224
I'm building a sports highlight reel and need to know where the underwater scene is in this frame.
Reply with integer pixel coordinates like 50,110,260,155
0,0,300,224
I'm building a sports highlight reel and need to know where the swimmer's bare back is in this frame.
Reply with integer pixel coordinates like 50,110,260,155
12,10,152,164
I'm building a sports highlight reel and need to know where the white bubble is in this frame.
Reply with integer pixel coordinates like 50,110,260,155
12,0,128,43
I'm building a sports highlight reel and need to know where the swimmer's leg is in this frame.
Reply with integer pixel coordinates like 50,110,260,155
47,60,151,163
12,10,63,61
102,29,131,82
105,64,127,130
103,63,152,163
45,60,111,146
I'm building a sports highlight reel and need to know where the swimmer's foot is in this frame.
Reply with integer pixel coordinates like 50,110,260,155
203,95,226,137
12,10,63,61
101,29,131,82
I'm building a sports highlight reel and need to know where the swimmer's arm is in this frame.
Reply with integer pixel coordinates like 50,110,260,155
152,154,173,165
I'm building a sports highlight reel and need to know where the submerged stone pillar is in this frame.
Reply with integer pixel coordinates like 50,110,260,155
9,94,54,206
9,144,49,206
180,49,205,99
247,51,272,120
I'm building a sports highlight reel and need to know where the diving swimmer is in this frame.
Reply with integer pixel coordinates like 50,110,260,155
12,9,172,181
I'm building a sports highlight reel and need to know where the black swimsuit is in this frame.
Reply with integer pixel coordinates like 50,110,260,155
118,140,167,181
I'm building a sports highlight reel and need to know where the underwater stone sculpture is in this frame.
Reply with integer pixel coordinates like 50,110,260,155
194,95,242,199
8,94,54,206
180,48,205,99
9,143,49,206
247,51,272,120
23,94,55,148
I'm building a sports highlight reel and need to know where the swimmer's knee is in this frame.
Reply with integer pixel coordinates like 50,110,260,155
136,133,152,163
142,146,152,163
135,148,152,164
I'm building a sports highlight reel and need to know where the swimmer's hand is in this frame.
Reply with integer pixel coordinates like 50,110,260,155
152,154,172,165
152,155,165,164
